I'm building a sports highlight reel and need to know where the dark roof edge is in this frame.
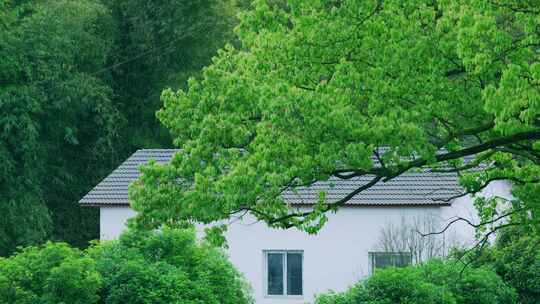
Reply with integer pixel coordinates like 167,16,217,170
81,203,130,208
85,202,451,208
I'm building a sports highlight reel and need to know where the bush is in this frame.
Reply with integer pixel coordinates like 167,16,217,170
0,243,101,304
0,228,253,304
314,285,364,304
90,227,253,304
363,266,455,304
420,260,516,304
457,228,540,304
315,260,516,304
492,231,540,304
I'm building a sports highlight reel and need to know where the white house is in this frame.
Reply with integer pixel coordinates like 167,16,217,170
79,149,510,304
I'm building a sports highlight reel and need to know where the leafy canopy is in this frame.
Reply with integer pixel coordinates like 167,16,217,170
104,0,243,148
0,0,119,255
131,0,540,232
0,0,243,255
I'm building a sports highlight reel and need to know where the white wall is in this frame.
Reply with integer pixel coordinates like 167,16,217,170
98,182,512,304
101,205,441,303
225,206,442,304
100,206,136,240
439,180,513,247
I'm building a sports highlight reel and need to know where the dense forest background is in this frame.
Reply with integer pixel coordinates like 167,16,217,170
0,0,249,256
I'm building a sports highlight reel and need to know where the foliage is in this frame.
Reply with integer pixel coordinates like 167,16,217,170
420,260,516,304
103,0,243,148
0,242,101,304
466,228,540,304
362,265,455,304
314,260,516,304
314,285,364,304
492,232,540,304
0,228,253,304
0,0,120,255
130,0,540,235
0,0,244,254
90,227,253,304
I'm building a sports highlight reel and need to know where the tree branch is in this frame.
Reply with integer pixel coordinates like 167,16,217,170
419,208,525,237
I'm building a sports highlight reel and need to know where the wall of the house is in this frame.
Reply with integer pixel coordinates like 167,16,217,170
100,206,137,240
98,181,511,304
100,205,458,304
439,180,513,246
224,205,444,304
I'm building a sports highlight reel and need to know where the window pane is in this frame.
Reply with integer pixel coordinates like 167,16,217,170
287,252,303,295
374,253,393,269
373,252,412,271
395,253,412,267
267,253,284,295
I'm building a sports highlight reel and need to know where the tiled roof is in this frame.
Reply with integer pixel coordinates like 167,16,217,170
79,149,175,206
79,149,463,207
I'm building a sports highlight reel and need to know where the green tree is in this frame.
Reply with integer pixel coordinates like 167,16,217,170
1,0,245,254
0,0,121,255
103,0,244,148
363,266,455,304
494,234,540,304
131,0,540,234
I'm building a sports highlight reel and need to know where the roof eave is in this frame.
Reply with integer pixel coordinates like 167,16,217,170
81,202,453,208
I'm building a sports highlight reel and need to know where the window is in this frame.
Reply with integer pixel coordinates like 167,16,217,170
369,252,412,274
264,250,303,297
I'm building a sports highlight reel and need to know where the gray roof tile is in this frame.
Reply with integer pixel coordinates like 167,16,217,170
79,149,462,207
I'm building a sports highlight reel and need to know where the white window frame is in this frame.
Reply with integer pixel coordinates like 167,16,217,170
263,250,304,299
368,251,413,275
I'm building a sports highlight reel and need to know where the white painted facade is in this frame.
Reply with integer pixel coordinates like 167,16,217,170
98,182,511,304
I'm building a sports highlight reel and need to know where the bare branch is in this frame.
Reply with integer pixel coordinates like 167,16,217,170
419,208,525,237
455,222,524,275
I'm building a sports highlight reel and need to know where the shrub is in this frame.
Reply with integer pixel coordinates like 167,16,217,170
420,260,516,304
314,285,364,304
492,232,540,304
0,242,101,304
362,265,456,304
0,228,253,304
315,260,516,304
89,227,253,304
456,228,540,304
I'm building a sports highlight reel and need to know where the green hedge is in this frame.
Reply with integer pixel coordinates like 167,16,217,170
315,260,516,304
0,228,253,304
